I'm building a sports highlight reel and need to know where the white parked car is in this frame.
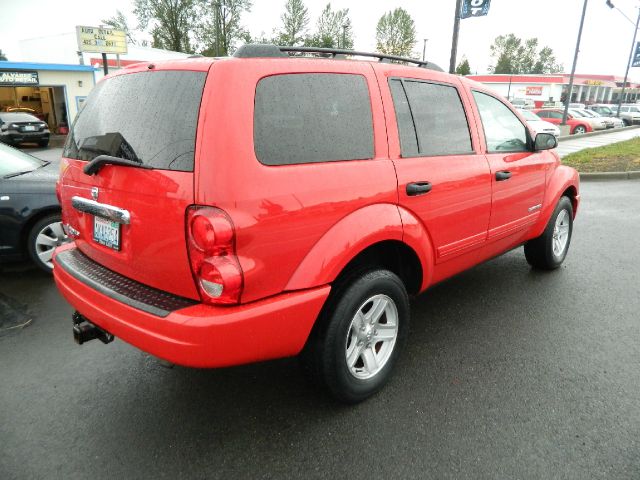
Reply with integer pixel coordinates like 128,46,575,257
569,103,586,109
511,98,535,110
518,109,561,137
578,109,624,129
568,109,608,130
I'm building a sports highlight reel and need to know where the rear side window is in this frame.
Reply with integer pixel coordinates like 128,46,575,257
253,73,374,166
64,71,206,171
389,79,472,157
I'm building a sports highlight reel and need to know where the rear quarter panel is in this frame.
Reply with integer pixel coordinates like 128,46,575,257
196,58,399,303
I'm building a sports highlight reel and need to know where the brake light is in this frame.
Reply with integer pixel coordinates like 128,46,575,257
186,206,243,305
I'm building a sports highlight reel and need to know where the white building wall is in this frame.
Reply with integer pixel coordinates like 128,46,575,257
477,83,562,103
37,70,95,121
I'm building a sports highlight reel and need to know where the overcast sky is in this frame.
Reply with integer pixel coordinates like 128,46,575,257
0,0,638,77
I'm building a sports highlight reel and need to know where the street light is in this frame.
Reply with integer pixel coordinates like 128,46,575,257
562,0,589,127
607,1,640,114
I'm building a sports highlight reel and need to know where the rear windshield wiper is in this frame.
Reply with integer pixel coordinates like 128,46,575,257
83,155,152,176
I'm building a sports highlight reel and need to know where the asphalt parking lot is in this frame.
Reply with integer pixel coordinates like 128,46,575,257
1,180,639,480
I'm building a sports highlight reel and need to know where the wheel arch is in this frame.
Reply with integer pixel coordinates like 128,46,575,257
530,165,580,238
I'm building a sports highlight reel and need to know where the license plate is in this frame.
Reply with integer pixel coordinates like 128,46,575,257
93,216,120,251
23,125,36,131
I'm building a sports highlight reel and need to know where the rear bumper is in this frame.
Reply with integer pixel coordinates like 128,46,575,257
0,131,49,143
53,244,330,368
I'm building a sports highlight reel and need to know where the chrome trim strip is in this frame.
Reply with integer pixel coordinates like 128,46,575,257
71,196,131,225
528,204,542,213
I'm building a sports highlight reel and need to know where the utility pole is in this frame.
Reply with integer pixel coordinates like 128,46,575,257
422,38,428,62
617,7,640,115
342,24,347,49
562,0,589,126
449,0,462,73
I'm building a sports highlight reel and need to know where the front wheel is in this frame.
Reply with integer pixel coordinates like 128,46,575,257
524,196,573,270
301,270,410,404
572,125,587,135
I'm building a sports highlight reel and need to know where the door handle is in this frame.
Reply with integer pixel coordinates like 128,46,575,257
495,171,512,181
406,182,432,196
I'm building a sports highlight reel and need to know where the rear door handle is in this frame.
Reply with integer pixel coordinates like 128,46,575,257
495,171,512,181
406,182,432,196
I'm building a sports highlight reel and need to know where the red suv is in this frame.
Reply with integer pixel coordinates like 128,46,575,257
53,45,580,403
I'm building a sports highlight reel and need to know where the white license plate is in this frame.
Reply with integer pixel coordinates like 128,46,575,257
93,216,120,250
23,125,36,131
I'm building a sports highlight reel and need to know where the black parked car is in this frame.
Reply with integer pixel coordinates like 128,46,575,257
0,112,50,147
0,142,66,272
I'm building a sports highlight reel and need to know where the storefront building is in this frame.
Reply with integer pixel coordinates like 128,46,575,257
0,61,96,133
467,74,640,107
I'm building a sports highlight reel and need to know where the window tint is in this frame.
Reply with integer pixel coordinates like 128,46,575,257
536,111,549,118
549,111,563,119
388,79,418,156
254,73,374,166
64,71,206,171
390,79,472,157
472,91,528,153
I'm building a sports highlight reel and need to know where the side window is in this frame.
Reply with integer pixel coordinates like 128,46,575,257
389,79,473,157
549,111,563,120
473,91,528,153
537,111,549,118
253,73,374,166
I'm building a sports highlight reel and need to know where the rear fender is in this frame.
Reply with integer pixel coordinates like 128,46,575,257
285,204,405,291
530,165,580,238
397,206,435,291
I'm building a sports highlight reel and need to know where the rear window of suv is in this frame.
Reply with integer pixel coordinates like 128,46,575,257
63,71,207,171
253,73,374,166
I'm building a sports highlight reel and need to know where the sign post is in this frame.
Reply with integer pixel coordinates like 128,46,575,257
76,25,128,75
450,0,492,74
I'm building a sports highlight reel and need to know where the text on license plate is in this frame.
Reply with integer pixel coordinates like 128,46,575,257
93,216,120,250
23,126,36,131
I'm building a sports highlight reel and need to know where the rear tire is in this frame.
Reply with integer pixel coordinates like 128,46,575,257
524,196,573,270
38,139,49,148
300,269,410,404
572,125,587,135
27,213,68,273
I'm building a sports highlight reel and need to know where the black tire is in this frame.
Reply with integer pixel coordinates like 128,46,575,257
38,139,49,148
301,269,410,404
623,119,631,127
27,213,66,273
524,196,573,270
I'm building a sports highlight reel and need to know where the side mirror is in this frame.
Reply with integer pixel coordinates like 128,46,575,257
535,132,557,151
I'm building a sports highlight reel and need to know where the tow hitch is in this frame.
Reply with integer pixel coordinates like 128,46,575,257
72,311,114,345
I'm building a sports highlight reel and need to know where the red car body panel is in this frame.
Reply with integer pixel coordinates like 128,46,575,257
533,109,593,134
53,56,580,368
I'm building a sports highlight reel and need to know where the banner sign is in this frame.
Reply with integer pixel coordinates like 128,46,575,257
461,0,491,19
633,41,640,67
526,86,543,96
76,25,128,54
0,71,39,86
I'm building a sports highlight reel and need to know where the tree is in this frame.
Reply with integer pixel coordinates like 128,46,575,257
0,49,7,61
197,0,253,56
489,33,562,74
134,0,198,53
276,0,309,46
375,8,416,57
305,3,353,49
102,10,137,45
455,57,471,75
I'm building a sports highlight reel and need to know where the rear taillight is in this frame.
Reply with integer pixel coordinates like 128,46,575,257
186,206,243,305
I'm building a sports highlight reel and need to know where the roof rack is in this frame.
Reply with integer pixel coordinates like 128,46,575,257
233,44,444,72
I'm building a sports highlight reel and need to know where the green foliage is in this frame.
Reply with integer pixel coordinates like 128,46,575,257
305,3,353,49
197,0,253,57
0,49,7,61
489,33,562,74
455,57,471,75
134,0,198,53
375,7,416,57
102,10,137,45
276,0,309,46
562,137,640,173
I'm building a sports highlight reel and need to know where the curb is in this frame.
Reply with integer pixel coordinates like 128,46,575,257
579,170,640,181
557,125,640,142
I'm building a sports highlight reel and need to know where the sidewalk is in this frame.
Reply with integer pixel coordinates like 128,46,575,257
556,127,640,158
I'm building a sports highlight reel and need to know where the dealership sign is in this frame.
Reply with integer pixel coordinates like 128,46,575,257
76,25,128,54
0,71,39,86
461,0,492,18
526,86,543,96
